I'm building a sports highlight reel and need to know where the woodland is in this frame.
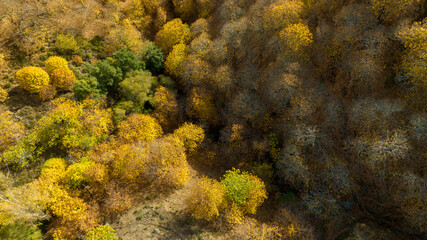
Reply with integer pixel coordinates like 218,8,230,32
0,0,425,239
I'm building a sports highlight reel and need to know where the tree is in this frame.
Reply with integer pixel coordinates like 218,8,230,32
173,122,205,153
186,87,219,125
165,43,187,78
117,114,163,143
118,70,158,111
15,67,50,93
262,0,303,33
45,56,69,75
279,23,313,58
112,48,145,77
155,18,191,54
105,19,143,54
221,169,267,224
189,32,212,59
172,0,196,21
370,0,417,23
186,177,225,221
89,59,123,94
72,77,101,101
153,86,180,132
50,68,76,90
140,41,164,74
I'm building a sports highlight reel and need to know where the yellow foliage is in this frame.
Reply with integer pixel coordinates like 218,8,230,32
189,32,212,58
44,184,87,221
118,114,163,143
197,0,215,18
223,202,245,225
16,67,50,93
165,43,187,78
155,18,191,54
112,143,147,184
0,87,8,102
50,68,76,90
262,0,303,32
64,159,94,188
40,158,67,184
146,135,189,187
173,122,205,153
45,56,69,75
0,110,25,152
186,87,219,124
153,86,180,132
186,177,226,221
172,0,195,20
279,23,313,56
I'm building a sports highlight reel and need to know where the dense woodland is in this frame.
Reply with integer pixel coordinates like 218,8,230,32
0,0,425,239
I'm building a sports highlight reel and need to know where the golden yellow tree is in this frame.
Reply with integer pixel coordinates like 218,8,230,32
155,18,191,54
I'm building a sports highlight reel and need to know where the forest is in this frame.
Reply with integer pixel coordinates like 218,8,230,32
0,0,425,239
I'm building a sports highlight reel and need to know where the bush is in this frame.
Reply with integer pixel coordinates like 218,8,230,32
38,85,57,101
0,87,8,102
16,67,50,93
45,56,69,75
186,177,226,221
140,41,164,74
117,114,163,143
72,76,101,100
55,34,78,54
84,225,118,240
50,68,76,90
112,48,144,77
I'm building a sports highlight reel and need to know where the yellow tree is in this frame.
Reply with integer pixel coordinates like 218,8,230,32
186,177,226,221
262,0,303,33
165,43,187,78
117,114,163,143
155,18,191,54
15,67,50,93
153,86,180,132
173,122,205,153
186,87,219,125
279,23,313,58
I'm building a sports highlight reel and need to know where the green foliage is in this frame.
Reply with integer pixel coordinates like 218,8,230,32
140,41,164,74
84,225,118,240
112,48,145,77
119,70,159,111
72,76,101,100
0,224,43,240
89,58,123,94
64,158,94,189
222,168,256,205
15,67,50,93
55,34,78,54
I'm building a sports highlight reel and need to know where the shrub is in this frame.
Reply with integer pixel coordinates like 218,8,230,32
186,177,226,221
16,67,50,93
173,122,205,153
45,56,69,75
112,48,144,77
84,225,118,240
55,34,78,54
0,87,8,102
72,55,83,65
72,76,101,100
117,114,163,143
140,41,164,74
38,85,57,101
50,68,76,90
155,19,191,54
0,110,25,152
